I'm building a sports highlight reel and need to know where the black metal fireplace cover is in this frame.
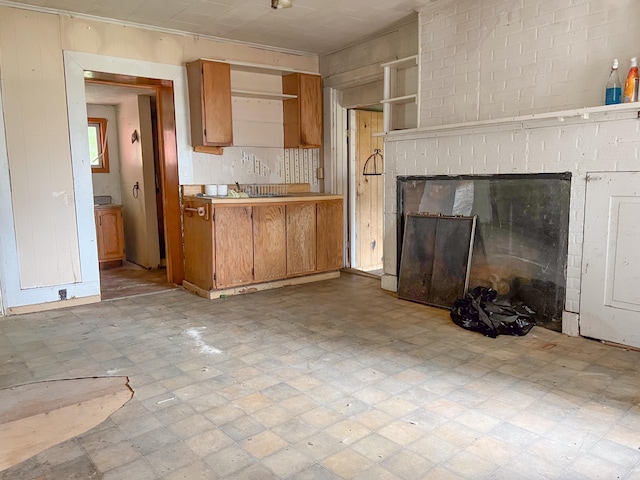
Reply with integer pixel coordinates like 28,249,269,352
396,173,571,332
398,214,476,309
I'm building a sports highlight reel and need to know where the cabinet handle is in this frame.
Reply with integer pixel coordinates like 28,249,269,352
185,206,206,217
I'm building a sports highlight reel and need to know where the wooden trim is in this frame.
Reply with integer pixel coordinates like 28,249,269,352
88,117,109,173
183,271,340,300
6,295,100,315
157,85,184,285
194,145,224,155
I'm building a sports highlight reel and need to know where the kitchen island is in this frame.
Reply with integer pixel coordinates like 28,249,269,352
182,193,343,299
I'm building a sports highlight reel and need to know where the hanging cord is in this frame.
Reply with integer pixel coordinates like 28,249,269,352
132,182,140,199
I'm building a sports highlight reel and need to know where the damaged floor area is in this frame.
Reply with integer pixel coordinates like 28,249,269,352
1,273,640,479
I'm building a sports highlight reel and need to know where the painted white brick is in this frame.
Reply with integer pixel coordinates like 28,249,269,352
385,0,640,327
566,300,579,313
570,10,609,31
522,11,555,29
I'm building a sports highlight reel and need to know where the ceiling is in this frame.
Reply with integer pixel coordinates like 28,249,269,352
4,0,432,55
85,83,156,105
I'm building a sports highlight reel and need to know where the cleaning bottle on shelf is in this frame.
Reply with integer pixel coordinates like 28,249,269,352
605,58,622,105
623,56,638,103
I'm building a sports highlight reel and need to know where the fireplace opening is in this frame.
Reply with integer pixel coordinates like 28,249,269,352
397,173,571,332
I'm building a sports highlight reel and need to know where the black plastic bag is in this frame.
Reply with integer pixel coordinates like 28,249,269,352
450,286,535,338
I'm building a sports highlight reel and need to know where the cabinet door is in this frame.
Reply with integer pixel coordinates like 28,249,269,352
298,74,322,147
286,203,316,275
253,204,287,281
316,200,343,271
96,208,124,262
215,206,253,288
183,201,215,290
283,73,322,148
186,60,233,148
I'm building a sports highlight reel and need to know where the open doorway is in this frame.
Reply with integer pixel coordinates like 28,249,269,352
348,108,384,276
83,74,183,300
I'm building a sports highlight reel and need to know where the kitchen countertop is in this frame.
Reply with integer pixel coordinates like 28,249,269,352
94,204,123,209
184,193,343,204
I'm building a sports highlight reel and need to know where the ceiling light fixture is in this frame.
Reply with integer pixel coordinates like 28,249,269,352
271,0,293,9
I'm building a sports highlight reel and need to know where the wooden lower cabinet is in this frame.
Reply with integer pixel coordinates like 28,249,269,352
183,199,214,290
286,203,317,275
317,199,343,271
94,205,124,265
253,205,287,281
215,205,253,288
183,198,343,293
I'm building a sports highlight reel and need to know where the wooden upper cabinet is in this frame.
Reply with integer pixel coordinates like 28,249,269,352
316,200,343,272
253,204,287,282
282,73,322,149
215,206,253,288
186,60,233,149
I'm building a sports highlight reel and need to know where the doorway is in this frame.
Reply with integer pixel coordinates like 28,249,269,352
348,108,384,275
83,72,183,299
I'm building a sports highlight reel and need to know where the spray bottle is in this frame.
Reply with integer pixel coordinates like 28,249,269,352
605,59,622,105
623,57,638,103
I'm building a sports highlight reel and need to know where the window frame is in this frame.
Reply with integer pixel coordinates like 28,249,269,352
88,117,110,173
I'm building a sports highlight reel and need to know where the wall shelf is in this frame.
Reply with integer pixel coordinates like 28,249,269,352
382,55,419,132
381,55,418,69
231,89,297,100
381,94,417,105
381,102,640,140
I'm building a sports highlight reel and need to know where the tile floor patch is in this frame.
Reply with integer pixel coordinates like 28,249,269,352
2,273,640,479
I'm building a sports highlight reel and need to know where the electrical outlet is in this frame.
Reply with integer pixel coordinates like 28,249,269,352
58,289,67,300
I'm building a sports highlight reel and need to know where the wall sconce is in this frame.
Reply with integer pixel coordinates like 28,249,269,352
271,0,292,9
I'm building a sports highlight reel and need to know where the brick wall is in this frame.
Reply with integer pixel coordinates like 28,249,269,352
419,0,640,126
383,0,640,325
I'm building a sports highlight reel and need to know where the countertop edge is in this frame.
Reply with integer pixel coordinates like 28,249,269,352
183,193,343,204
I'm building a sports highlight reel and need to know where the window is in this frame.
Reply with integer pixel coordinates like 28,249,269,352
88,117,109,173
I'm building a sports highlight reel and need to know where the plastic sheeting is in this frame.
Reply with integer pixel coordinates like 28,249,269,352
450,286,535,338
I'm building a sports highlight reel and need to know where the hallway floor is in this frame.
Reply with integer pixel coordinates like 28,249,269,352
1,273,640,479
99,262,177,301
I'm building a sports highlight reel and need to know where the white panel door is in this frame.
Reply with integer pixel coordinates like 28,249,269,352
581,171,640,348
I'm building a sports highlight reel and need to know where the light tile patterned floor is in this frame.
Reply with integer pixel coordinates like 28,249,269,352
2,273,640,479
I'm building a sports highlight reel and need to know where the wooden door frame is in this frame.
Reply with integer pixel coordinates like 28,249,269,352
85,74,184,285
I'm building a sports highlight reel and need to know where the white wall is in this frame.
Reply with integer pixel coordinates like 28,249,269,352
0,9,80,289
87,104,122,204
320,16,418,202
384,0,640,329
116,95,162,269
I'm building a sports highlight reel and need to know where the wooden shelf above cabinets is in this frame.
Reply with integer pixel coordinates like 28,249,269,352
186,60,233,153
231,89,297,101
186,59,323,151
